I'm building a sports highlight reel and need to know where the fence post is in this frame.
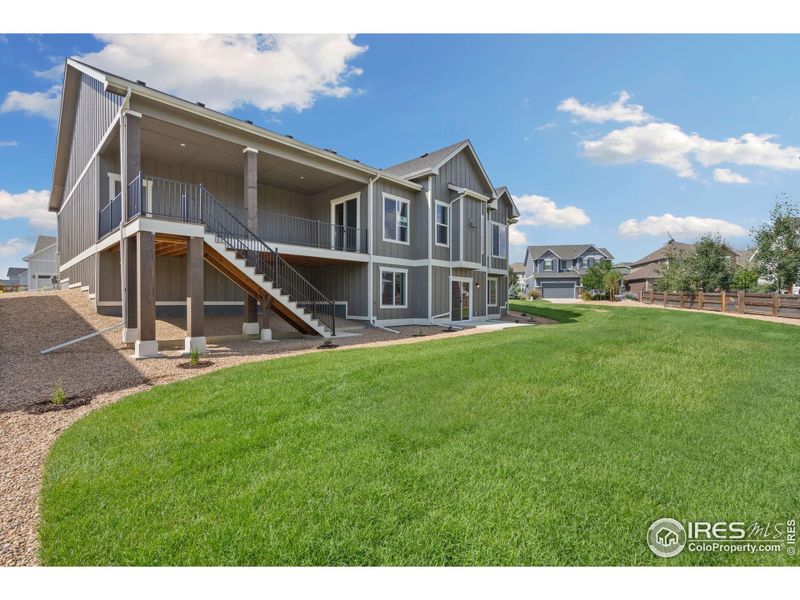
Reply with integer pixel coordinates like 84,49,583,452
721,290,727,312
649,289,653,304
698,291,704,311
664,291,668,307
738,291,744,314
772,292,779,317
679,292,685,308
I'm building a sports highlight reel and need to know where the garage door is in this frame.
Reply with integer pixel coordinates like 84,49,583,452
541,282,576,299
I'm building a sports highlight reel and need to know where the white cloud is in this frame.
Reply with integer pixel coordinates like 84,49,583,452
694,133,800,171
0,140,19,147
581,122,698,178
509,226,528,247
534,122,556,131
617,213,747,239
513,194,590,228
0,189,54,230
557,90,652,124
66,34,367,113
0,238,33,258
0,85,61,120
713,168,750,184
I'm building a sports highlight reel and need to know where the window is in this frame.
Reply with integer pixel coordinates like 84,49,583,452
587,257,595,268
563,259,573,270
543,259,553,272
380,268,407,308
435,201,449,246
488,277,498,307
383,195,409,244
491,222,507,257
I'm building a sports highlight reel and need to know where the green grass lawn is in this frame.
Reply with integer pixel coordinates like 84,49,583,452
40,301,800,565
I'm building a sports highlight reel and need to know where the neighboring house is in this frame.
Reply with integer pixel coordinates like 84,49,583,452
50,59,519,357
522,244,614,299
625,241,741,295
6,267,28,289
23,235,58,290
509,262,525,288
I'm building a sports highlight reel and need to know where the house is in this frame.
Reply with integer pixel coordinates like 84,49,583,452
509,262,525,288
522,244,614,299
49,58,519,357
5,267,28,289
625,240,742,295
23,235,58,290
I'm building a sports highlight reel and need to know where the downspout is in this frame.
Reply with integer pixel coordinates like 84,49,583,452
367,174,378,327
118,88,132,333
426,175,433,321
440,192,466,326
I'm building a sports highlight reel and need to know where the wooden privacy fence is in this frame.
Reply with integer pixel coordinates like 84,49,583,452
640,290,800,319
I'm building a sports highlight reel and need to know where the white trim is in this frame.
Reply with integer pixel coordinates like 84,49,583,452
434,200,450,248
447,183,491,202
449,276,473,323
491,222,508,259
243,147,258,154
57,111,121,215
487,276,499,307
379,266,408,309
381,192,410,246
426,175,433,321
330,192,361,252
96,301,245,307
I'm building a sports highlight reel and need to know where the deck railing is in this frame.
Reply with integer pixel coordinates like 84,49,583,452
108,173,336,335
98,191,122,239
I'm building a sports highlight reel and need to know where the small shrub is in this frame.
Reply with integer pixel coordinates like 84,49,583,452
581,290,591,301
625,293,639,301
189,347,201,366
527,289,541,300
52,382,67,406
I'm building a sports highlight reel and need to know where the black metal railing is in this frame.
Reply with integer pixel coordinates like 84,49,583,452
98,191,122,238
121,172,336,335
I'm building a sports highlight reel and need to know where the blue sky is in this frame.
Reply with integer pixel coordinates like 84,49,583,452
2,34,800,276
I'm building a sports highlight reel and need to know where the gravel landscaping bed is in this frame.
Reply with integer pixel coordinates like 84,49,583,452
0,289,526,566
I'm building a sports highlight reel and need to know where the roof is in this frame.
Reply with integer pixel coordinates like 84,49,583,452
6,267,27,277
625,262,663,281
32,235,57,253
382,140,467,178
532,271,583,280
526,244,614,261
494,186,520,220
630,240,741,267
50,59,422,211
509,262,525,274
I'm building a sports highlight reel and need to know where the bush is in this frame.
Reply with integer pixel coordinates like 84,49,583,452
527,289,541,300
625,293,639,301
581,289,591,301
189,347,201,366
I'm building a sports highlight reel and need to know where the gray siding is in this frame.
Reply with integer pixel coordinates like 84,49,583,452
298,263,368,317
432,266,451,317
461,196,484,264
59,156,99,263
373,180,421,259
372,262,427,321
61,254,96,294
64,73,123,197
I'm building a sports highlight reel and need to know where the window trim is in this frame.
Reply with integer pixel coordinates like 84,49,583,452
487,277,499,307
491,221,507,258
382,193,411,246
379,266,408,309
330,192,361,252
434,200,450,248
543,258,554,272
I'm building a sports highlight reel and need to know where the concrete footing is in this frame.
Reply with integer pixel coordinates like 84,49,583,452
122,328,138,344
134,339,160,359
260,328,273,342
184,336,206,354
242,322,260,335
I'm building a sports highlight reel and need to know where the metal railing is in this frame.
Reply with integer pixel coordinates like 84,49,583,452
98,191,122,239
122,172,336,335
223,206,366,253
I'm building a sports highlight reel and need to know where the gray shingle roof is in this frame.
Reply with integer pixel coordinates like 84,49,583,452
509,262,525,273
382,140,467,178
32,235,57,253
533,272,584,280
6,267,27,277
526,244,613,261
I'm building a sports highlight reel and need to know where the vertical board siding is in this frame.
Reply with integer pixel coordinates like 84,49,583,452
297,263,368,317
64,74,123,196
59,157,99,264
372,181,420,259
61,255,96,294
432,266,451,317
462,197,483,264
372,263,426,321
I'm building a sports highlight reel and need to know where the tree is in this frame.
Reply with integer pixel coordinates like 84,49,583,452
731,265,759,292
653,242,695,293
581,259,612,292
751,196,800,292
688,233,735,292
602,269,622,300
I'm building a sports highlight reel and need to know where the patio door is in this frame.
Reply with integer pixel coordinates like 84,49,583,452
451,278,472,322
331,195,358,251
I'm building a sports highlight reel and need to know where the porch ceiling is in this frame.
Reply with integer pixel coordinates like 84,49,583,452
140,116,358,194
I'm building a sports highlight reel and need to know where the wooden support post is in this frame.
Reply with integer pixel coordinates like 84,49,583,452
124,236,138,332
772,293,779,317
721,290,727,312
664,291,668,307
649,289,654,304
185,236,205,352
134,231,158,358
698,291,704,311
738,291,744,314
679,292,685,308
244,147,258,233
639,290,643,302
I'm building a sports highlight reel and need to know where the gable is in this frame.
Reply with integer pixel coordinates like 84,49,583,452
438,146,494,197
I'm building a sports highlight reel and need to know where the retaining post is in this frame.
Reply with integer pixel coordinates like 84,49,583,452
649,289,654,304
738,291,744,314
772,293,779,317
698,291,704,311
721,290,727,312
